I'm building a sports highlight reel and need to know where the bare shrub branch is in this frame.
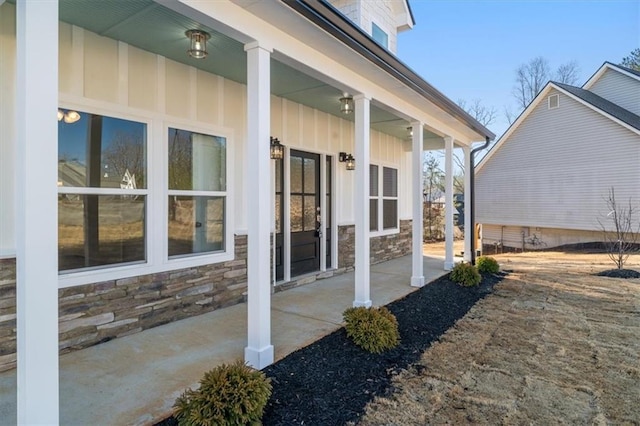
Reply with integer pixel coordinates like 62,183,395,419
597,188,640,269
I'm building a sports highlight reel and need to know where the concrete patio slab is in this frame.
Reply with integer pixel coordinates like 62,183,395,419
0,254,446,425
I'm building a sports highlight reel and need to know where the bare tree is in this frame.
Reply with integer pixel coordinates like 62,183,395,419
513,56,551,109
597,188,640,269
620,48,640,71
555,60,580,85
457,98,497,127
103,130,146,187
512,57,581,109
423,153,444,240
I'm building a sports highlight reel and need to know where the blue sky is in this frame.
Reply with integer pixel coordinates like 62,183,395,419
398,0,639,139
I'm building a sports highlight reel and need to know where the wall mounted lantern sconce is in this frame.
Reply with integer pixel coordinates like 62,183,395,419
340,95,354,114
185,29,210,59
57,109,81,124
407,126,413,137
339,152,355,170
270,137,284,160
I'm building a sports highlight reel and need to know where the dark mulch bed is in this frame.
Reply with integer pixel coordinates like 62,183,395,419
156,271,506,426
594,269,640,279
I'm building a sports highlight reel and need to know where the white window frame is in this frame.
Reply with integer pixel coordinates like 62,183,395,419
369,162,399,237
164,121,234,267
57,98,234,288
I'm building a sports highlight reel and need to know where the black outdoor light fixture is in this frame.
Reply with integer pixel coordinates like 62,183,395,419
270,137,284,160
339,152,355,170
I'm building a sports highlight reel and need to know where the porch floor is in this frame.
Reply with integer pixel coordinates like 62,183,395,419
0,254,448,425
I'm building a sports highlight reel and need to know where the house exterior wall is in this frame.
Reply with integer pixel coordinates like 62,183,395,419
589,68,640,116
0,8,414,371
477,88,640,233
481,224,604,252
326,0,399,53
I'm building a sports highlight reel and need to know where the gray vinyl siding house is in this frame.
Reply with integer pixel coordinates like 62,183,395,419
477,62,640,251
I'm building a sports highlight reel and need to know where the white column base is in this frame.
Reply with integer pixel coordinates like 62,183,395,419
353,299,372,308
411,276,425,287
444,261,455,271
244,345,274,370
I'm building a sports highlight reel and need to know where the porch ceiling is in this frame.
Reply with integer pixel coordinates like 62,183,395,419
51,0,438,142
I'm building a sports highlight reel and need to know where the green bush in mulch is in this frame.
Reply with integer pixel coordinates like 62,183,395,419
476,256,500,274
173,359,272,426
343,306,400,353
450,262,481,287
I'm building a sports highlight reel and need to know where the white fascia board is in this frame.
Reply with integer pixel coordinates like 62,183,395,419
173,0,477,144
583,62,640,90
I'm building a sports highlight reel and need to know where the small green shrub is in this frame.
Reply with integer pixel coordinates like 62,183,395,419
174,359,272,426
476,256,500,274
343,306,400,353
450,262,481,287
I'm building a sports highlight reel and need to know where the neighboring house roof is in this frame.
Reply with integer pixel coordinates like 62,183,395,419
477,78,640,171
583,61,640,89
554,82,640,132
284,0,495,141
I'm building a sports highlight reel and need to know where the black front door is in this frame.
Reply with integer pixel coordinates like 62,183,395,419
290,150,321,277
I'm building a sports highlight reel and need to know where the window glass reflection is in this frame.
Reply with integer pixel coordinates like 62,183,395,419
168,128,226,191
58,195,146,271
168,196,225,257
58,111,147,189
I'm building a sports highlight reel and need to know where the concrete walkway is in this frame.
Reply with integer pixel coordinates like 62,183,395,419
0,255,447,425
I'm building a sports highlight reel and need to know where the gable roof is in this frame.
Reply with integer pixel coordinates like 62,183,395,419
554,82,640,132
477,80,640,171
583,61,640,89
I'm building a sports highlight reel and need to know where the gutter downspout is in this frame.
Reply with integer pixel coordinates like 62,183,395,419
469,136,491,265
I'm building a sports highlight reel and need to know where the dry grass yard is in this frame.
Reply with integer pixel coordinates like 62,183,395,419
358,248,640,425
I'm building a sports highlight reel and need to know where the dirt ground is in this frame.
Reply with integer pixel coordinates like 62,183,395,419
358,246,640,424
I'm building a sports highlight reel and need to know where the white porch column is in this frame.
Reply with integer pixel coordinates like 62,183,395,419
463,145,472,262
244,41,274,369
411,122,425,287
444,136,455,270
16,1,60,423
353,94,372,307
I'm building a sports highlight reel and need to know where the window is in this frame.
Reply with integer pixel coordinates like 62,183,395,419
58,110,147,272
369,165,398,232
372,23,388,49
168,128,227,257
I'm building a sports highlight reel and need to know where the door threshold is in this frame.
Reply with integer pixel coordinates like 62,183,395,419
273,267,347,293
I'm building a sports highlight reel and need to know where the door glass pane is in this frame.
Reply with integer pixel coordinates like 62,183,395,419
290,157,303,193
291,195,303,232
383,167,397,197
370,199,378,231
58,111,147,189
58,195,146,271
168,196,225,257
383,199,398,229
304,196,316,231
303,158,316,194
168,128,226,191
370,165,378,196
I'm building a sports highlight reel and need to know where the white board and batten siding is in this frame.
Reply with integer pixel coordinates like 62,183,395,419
0,13,409,255
476,88,640,234
588,68,640,116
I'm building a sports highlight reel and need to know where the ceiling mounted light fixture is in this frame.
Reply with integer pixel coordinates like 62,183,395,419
58,109,81,124
340,94,354,115
270,137,284,160
185,29,210,59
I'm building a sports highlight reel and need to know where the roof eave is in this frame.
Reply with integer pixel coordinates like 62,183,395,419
282,0,494,141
